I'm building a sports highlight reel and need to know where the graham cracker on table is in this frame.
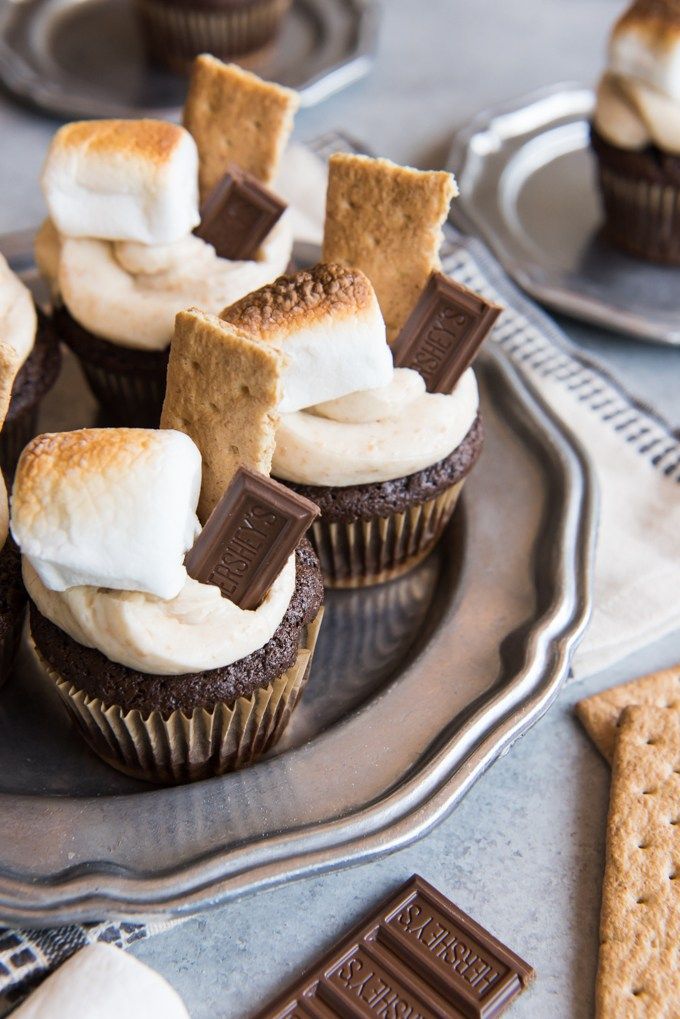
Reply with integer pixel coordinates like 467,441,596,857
322,152,457,342
576,665,680,763
0,341,20,432
161,308,282,522
183,55,299,201
597,704,680,1017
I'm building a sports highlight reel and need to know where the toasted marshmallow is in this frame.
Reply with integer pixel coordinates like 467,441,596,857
41,120,200,244
610,1,680,100
11,428,201,599
13,944,189,1019
221,264,394,413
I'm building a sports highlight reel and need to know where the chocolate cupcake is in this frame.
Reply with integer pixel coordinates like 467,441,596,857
190,154,500,587
14,428,323,783
135,0,292,74
37,63,297,427
0,256,61,477
591,0,680,264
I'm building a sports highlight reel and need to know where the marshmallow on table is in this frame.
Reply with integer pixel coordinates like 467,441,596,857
11,428,201,599
41,120,200,244
610,2,680,100
220,263,394,413
13,944,189,1019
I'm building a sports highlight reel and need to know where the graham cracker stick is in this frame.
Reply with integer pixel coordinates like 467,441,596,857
322,153,457,341
576,665,680,763
597,705,680,1017
0,341,20,432
183,55,299,201
161,308,282,522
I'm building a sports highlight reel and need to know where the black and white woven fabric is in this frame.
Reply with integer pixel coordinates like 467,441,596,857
1,133,677,1010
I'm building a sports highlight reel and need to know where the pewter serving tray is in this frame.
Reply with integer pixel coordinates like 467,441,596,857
0,239,595,926
447,83,680,346
0,0,378,119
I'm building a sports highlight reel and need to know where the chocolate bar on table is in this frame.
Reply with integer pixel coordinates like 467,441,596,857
194,164,287,261
185,467,319,611
392,273,503,394
254,874,534,1018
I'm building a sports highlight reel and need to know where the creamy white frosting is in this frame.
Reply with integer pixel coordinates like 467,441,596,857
594,15,680,154
56,213,293,350
25,553,296,675
595,72,680,153
0,254,37,368
273,367,479,487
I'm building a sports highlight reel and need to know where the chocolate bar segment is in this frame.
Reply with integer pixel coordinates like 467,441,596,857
185,467,319,610
255,875,533,1018
194,164,287,261
392,273,502,394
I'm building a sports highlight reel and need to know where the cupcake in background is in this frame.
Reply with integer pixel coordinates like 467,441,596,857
0,255,61,476
14,424,323,784
136,0,292,75
591,0,680,264
163,196,499,590
36,58,298,428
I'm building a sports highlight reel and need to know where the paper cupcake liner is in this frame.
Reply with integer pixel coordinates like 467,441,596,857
31,609,323,785
596,165,680,265
77,358,167,428
310,480,465,589
0,405,39,479
135,0,292,73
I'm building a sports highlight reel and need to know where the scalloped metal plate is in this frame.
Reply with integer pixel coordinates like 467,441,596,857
0,234,595,921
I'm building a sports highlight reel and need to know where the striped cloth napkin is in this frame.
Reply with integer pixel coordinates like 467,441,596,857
2,133,678,1007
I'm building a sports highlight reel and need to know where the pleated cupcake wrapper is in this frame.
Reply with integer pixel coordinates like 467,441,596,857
135,0,291,73
597,165,680,265
77,358,166,428
0,405,39,479
311,480,465,589
30,608,323,785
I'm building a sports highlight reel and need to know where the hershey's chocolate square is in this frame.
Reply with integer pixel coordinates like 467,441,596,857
194,165,287,262
392,272,502,394
185,467,319,610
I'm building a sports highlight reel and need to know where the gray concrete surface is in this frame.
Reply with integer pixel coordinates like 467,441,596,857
0,0,678,1015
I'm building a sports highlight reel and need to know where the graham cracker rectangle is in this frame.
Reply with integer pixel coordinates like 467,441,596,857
576,665,680,763
322,153,457,342
161,308,282,522
0,341,20,431
183,55,299,201
597,704,680,1017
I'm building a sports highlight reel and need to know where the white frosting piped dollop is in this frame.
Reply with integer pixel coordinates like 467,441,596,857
273,367,479,487
24,553,296,676
56,214,293,350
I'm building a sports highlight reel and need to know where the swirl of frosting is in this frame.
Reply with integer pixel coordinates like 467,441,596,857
49,214,293,351
272,367,479,487
24,553,296,675
594,2,680,153
0,254,37,368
